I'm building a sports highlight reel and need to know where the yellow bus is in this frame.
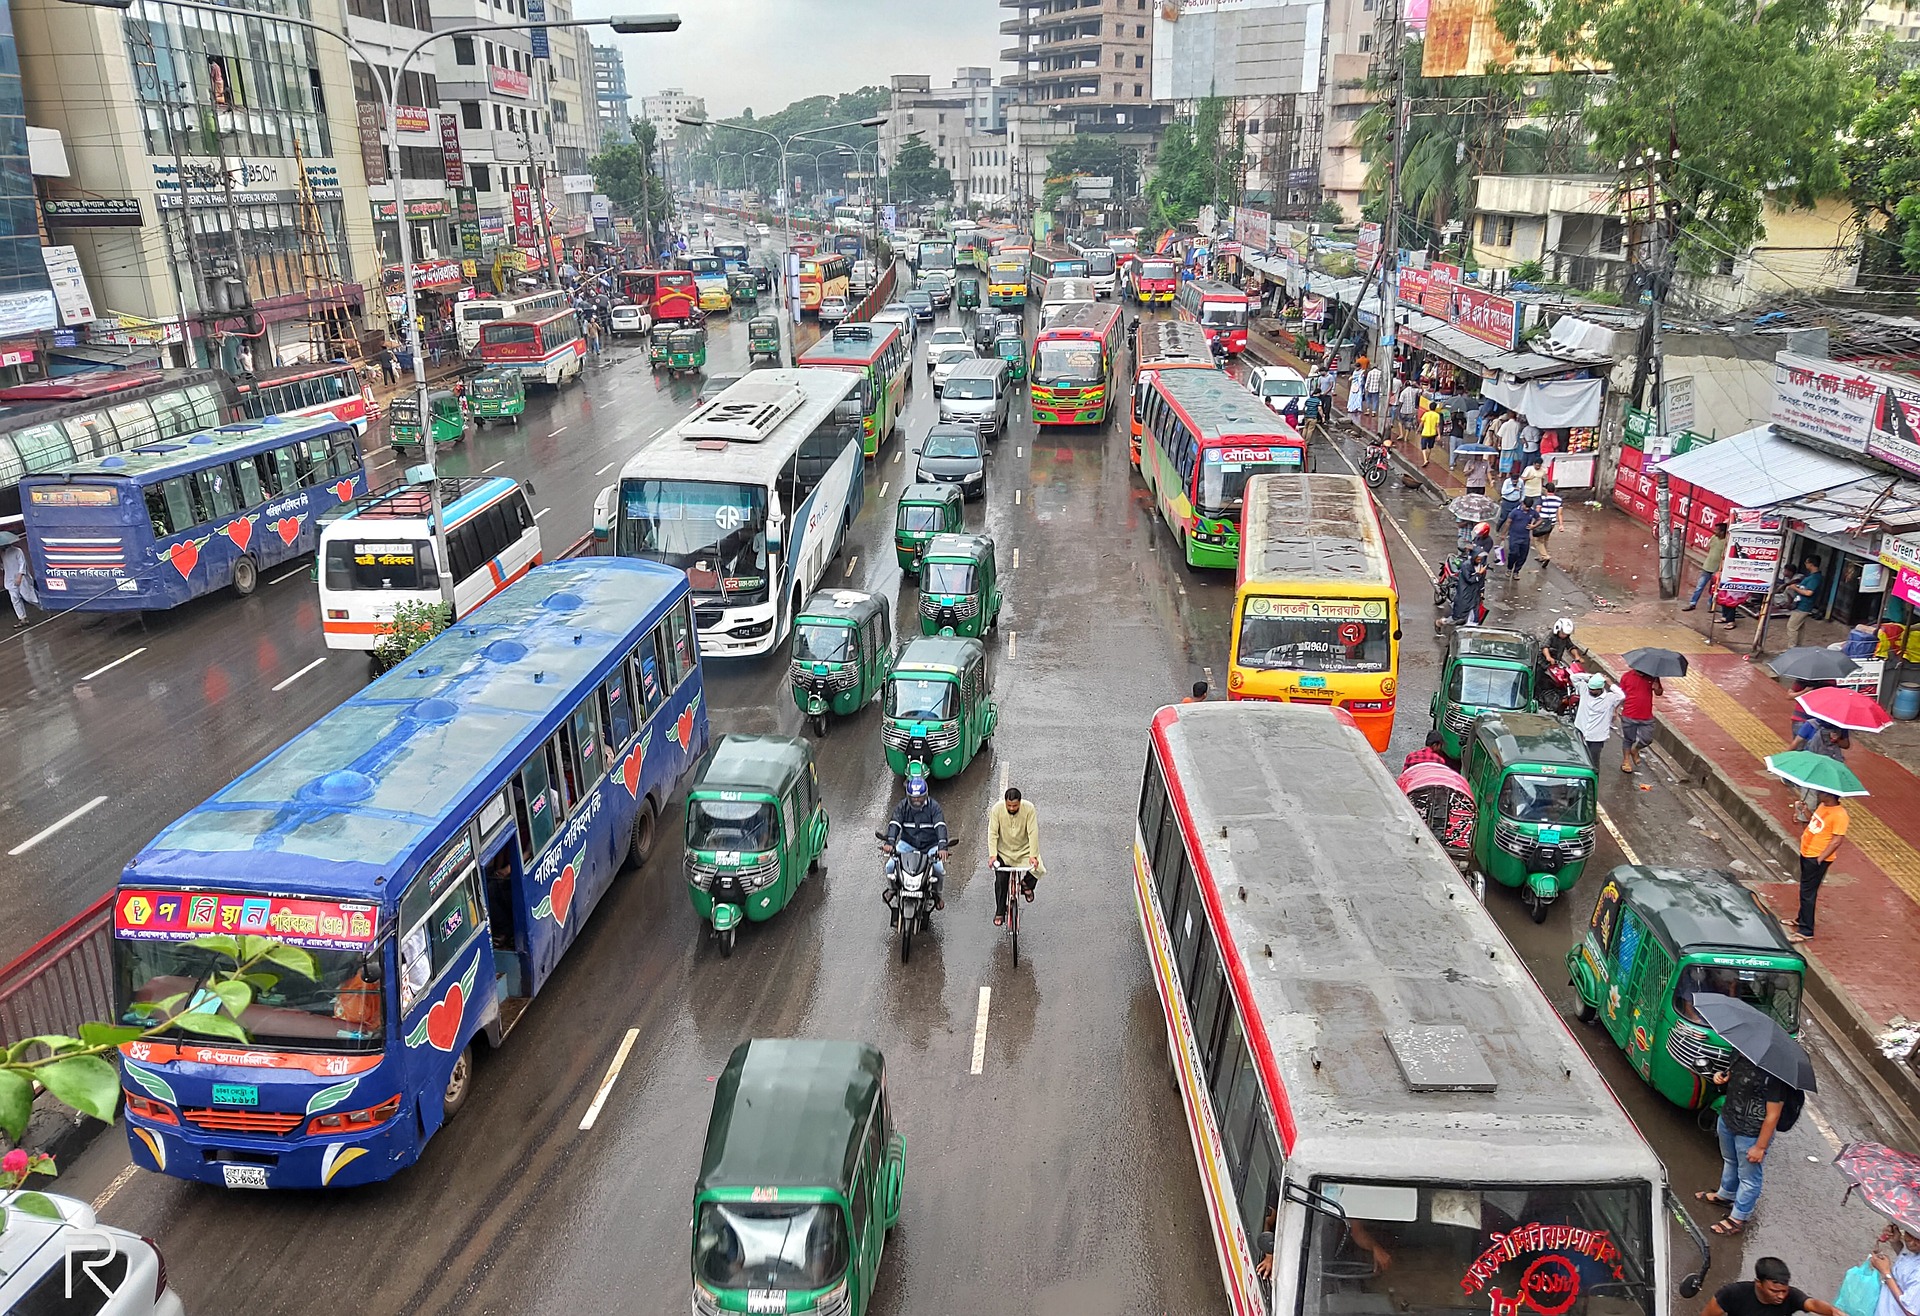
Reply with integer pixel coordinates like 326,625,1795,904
1229,472,1400,750
987,255,1028,307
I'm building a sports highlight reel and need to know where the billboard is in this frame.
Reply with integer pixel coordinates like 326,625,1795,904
1420,0,1603,76
1152,0,1325,100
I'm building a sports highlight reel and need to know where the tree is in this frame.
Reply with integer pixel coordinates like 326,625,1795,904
686,86,887,199
1146,96,1243,234
1493,0,1865,271
589,119,673,244
1042,134,1131,212
890,134,952,204
1841,58,1920,284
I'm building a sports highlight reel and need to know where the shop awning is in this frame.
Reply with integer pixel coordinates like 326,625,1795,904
1420,325,1509,375
1483,350,1572,380
1482,374,1605,427
1771,475,1920,555
1653,425,1865,508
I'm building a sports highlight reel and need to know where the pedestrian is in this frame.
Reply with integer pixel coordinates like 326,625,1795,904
1575,673,1625,768
1618,665,1661,773
1463,449,1492,496
1347,370,1364,420
379,346,397,386
1533,481,1562,568
1504,498,1538,577
1869,1226,1920,1316
1520,462,1544,502
1496,411,1521,476
1701,1052,1798,1235
1402,729,1453,771
584,316,602,357
1396,380,1418,441
2,536,35,628
1182,680,1210,703
1715,583,1745,631
1442,539,1490,631
1495,471,1524,530
1299,388,1324,443
1318,366,1338,404
1789,790,1848,942
1700,1259,1839,1316
1519,420,1542,469
1784,555,1825,647
1418,400,1442,467
1684,520,1731,611
1363,363,1383,416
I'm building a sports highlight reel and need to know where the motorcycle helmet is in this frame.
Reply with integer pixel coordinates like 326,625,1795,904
1472,521,1492,540
1553,617,1576,637
906,773,928,798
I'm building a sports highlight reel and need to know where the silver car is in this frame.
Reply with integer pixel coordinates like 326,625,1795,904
0,1191,186,1313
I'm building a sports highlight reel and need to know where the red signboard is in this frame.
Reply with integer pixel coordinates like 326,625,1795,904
511,185,535,246
439,112,465,187
114,888,380,951
1397,267,1429,308
394,105,432,134
1452,287,1518,350
1424,262,1459,319
1356,222,1381,267
489,67,532,99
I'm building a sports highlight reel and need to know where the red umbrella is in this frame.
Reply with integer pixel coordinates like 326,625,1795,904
1836,1142,1920,1233
1796,686,1893,733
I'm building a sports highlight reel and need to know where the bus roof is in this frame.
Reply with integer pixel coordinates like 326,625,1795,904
616,369,860,488
797,321,902,367
130,559,686,900
1150,702,1663,1183
22,416,349,484
1238,473,1392,589
1136,318,1214,367
0,369,165,403
1037,302,1120,337
1157,370,1301,444
1185,279,1248,299
329,477,519,530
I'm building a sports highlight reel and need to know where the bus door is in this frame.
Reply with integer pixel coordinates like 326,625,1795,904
480,797,530,1013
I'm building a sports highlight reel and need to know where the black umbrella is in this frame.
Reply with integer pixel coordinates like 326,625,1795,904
1694,994,1817,1092
1768,647,1860,683
1625,647,1690,679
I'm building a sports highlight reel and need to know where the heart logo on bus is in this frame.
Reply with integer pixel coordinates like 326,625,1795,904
619,732,652,799
531,846,586,928
271,515,305,547
405,956,479,1051
221,514,256,553
672,694,703,751
162,536,210,581
332,479,356,503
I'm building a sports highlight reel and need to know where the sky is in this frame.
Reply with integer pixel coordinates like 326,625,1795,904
591,0,1006,118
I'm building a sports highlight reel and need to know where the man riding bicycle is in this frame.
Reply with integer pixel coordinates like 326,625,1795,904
885,772,948,914
988,786,1043,927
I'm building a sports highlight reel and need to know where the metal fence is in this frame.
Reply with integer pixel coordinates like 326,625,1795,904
0,894,114,1048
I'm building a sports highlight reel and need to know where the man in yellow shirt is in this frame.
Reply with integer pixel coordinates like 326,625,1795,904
1790,791,1848,942
988,787,1044,927
1418,402,1443,467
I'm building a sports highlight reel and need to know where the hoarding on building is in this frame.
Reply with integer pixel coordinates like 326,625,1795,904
1151,0,1325,100
1234,205,1271,250
1451,287,1517,350
1421,0,1604,75
41,245,94,325
440,114,464,187
43,198,142,227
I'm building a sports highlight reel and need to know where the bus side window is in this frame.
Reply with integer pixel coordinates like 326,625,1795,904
633,628,666,712
552,726,580,814
601,670,634,748
1169,848,1204,987
1238,1116,1283,1297
510,492,536,536
270,445,300,493
235,453,263,507
518,744,559,855
1220,1027,1262,1180
1152,800,1184,907
667,600,696,684
291,441,320,487
1210,1009,1246,1105
571,700,605,783
183,468,215,524
1138,754,1169,849
330,435,360,478
253,451,283,498
1189,929,1225,1050
145,485,175,538
447,521,478,581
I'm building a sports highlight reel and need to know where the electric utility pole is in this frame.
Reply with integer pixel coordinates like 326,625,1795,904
1372,0,1409,438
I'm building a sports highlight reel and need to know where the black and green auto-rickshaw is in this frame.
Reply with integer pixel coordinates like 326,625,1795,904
917,533,1001,638
1429,625,1541,759
994,333,1026,382
957,277,981,311
683,733,828,957
881,635,997,780
668,325,708,375
1569,865,1806,1113
1463,710,1599,922
692,1039,905,1315
894,482,964,575
747,315,782,364
729,269,759,304
790,589,895,736
388,387,465,451
465,369,525,426
649,321,676,368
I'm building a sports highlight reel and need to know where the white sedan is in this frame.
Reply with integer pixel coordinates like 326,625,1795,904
929,344,978,394
0,1191,186,1313
926,327,971,371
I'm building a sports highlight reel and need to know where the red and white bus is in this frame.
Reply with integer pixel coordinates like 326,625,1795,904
237,361,374,436
1177,279,1252,355
476,307,587,387
1029,301,1123,427
618,268,700,323
1134,700,1685,1316
1134,255,1178,304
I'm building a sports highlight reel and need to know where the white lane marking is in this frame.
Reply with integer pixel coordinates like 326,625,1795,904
579,1027,641,1130
844,555,858,578
1597,804,1639,864
892,450,902,464
272,656,328,692
879,481,889,498
1017,446,1023,458
483,460,506,473
1329,435,1434,578
549,426,568,437
1014,489,1022,505
268,566,306,585
92,1162,139,1212
9,795,108,857
969,986,992,1075
1008,630,1017,659
595,461,616,476
535,507,551,520
80,647,146,682
1011,547,1020,569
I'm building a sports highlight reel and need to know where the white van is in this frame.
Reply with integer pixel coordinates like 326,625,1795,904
318,475,542,674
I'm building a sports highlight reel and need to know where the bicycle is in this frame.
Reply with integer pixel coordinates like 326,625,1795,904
994,861,1033,966
1360,438,1390,488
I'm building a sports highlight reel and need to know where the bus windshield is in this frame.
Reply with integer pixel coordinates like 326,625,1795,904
324,539,440,592
1501,774,1596,825
484,324,539,347
1142,260,1176,280
460,306,504,322
1305,1179,1654,1316
1201,302,1247,328
695,1201,849,1292
1036,343,1103,384
116,938,386,1051
617,479,769,602
888,678,955,721
687,798,778,852
1236,600,1392,673
1199,448,1303,514
1084,250,1116,275
793,622,854,664
688,256,723,276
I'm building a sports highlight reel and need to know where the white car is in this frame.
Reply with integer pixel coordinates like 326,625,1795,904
609,303,649,337
757,224,772,237
929,344,977,393
926,327,971,371
818,295,851,325
1246,364,1309,420
0,1191,186,1313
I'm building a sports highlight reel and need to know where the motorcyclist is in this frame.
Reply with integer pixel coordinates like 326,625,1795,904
1546,616,1576,663
884,772,948,913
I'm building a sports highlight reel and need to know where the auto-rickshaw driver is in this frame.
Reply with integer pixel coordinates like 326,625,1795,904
883,770,948,916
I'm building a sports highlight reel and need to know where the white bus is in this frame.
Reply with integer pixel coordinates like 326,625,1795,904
597,370,866,658
1072,241,1119,298
317,476,542,675
833,205,874,233
455,289,569,356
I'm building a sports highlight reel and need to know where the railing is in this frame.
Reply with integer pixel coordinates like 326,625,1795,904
0,894,114,1048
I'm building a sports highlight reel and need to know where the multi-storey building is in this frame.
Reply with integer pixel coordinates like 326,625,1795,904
344,0,455,271
0,0,54,382
639,86,704,175
591,42,629,136
880,70,1018,209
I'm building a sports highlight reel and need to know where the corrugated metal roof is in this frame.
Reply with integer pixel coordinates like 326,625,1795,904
1653,425,1865,507
1773,474,1920,538
1484,350,1574,380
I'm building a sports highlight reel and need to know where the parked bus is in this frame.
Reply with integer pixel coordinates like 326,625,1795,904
237,361,374,436
1134,255,1178,304
112,558,710,1190
0,368,235,532
1230,472,1399,749
317,477,542,673
1130,318,1217,459
455,289,568,356
476,308,586,388
915,240,956,275
1029,301,1123,427
987,255,1029,307
1134,700,1699,1316
1137,369,1309,571
833,204,873,233
601,369,865,657
684,253,732,313
21,416,366,610
1070,241,1118,297
1177,279,1253,355
798,254,852,315
797,322,910,457
617,268,700,323
1027,247,1091,299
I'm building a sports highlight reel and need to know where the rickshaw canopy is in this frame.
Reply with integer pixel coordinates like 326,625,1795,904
697,1039,884,1194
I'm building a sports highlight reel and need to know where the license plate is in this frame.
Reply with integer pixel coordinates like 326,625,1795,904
211,1083,258,1106
1299,676,1327,690
221,1164,269,1190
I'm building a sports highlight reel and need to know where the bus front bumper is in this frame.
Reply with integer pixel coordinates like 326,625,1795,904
696,602,779,656
125,1108,416,1189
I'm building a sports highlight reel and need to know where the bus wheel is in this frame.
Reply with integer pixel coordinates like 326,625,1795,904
627,797,658,868
231,555,258,597
442,1045,473,1121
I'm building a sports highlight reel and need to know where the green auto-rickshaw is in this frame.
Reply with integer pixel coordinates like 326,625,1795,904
1430,625,1541,760
790,589,894,736
692,1039,904,1316
747,315,782,364
957,277,980,311
729,269,759,304
882,635,996,780
894,483,964,575
994,333,1026,382
465,369,525,426
668,325,708,375
388,387,465,450
917,533,1001,638
649,321,675,368
684,733,828,958
1569,865,1805,1112
1463,710,1599,922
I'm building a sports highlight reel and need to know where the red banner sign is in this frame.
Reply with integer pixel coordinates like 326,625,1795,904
114,888,380,951
1452,287,1519,350
489,67,532,99
439,112,465,187
511,185,535,246
1398,267,1429,307
1424,261,1459,319
393,105,432,134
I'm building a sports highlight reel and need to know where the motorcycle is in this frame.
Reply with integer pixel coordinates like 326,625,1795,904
876,831,941,963
1537,619,1583,718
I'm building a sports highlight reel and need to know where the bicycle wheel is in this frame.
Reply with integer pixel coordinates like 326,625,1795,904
1007,871,1020,967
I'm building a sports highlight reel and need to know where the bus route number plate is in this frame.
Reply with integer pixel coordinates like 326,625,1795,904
221,1165,269,1190
211,1083,258,1107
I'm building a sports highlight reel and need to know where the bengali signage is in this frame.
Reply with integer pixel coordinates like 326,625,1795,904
1356,222,1381,267
456,187,481,255
43,197,143,227
372,197,450,221
1451,287,1518,350
490,67,532,99
528,0,550,59
114,888,380,951
1770,352,1880,453
1233,205,1271,251
511,185,535,245
394,105,432,134
1398,267,1429,308
40,245,94,326
1721,508,1785,596
1424,261,1460,319
440,113,465,187
356,101,388,186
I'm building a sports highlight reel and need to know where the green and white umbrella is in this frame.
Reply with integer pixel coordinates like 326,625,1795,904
1764,751,1869,797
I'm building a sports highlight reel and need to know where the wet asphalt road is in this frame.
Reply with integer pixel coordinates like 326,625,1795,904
12,228,1911,1313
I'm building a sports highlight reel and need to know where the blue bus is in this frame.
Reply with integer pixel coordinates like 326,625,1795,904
111,558,710,1189
20,416,366,611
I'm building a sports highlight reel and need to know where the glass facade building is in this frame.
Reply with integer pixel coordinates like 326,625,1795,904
0,0,55,334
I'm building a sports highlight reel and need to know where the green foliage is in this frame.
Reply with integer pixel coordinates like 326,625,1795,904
1511,258,1547,282
373,597,453,670
890,134,953,204
1842,58,1920,282
1147,98,1243,233
1310,199,1347,226
589,120,673,233
689,87,886,198
1493,0,1866,268
1044,135,1132,213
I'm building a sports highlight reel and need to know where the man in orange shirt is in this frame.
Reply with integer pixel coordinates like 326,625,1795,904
1790,791,1848,942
